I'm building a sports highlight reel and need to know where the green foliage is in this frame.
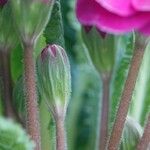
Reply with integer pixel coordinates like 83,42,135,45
11,44,23,82
61,0,78,54
39,100,55,150
0,78,3,115
120,116,142,150
0,97,3,116
34,35,46,58
0,2,18,49
13,77,26,119
44,0,65,47
0,117,34,150
67,64,100,150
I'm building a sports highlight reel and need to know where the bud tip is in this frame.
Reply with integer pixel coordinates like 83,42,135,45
41,44,58,61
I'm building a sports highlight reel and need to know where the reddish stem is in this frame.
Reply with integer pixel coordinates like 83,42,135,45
55,116,66,150
137,114,150,150
107,48,145,150
23,43,41,150
99,73,111,150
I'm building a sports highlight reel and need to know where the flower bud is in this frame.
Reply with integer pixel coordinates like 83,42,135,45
120,116,143,149
10,0,54,43
82,26,116,74
37,44,71,118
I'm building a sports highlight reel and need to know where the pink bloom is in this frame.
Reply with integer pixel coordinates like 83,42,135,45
76,0,150,34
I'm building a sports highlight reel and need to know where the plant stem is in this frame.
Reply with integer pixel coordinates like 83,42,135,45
99,73,111,150
0,49,19,120
107,48,145,150
137,114,150,150
55,116,66,150
23,43,41,150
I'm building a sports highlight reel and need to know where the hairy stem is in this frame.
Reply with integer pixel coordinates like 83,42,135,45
99,73,111,150
23,43,41,150
55,116,66,150
137,114,150,149
0,49,19,120
107,48,145,150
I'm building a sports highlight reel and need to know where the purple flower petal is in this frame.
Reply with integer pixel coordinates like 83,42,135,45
76,0,150,34
96,0,136,16
132,0,150,11
138,22,150,35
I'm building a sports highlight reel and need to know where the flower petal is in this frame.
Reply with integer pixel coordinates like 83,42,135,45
132,0,150,11
139,22,150,35
96,0,136,16
76,0,150,34
76,0,100,25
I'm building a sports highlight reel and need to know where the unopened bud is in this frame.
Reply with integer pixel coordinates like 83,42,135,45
82,26,116,74
37,44,71,118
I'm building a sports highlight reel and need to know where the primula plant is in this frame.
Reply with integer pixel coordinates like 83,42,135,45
0,0,150,150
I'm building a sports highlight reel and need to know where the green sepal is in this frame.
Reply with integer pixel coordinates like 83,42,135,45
11,0,54,43
82,27,116,74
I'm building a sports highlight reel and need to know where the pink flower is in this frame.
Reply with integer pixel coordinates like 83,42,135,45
76,0,150,34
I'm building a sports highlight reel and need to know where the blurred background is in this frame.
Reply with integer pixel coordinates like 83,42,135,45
0,0,150,150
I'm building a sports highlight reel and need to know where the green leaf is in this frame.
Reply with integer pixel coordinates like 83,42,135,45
120,116,142,150
0,2,18,49
44,0,65,48
60,0,78,53
34,35,46,59
67,64,100,150
0,77,3,115
39,100,55,150
11,44,23,83
13,77,26,120
0,117,34,150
